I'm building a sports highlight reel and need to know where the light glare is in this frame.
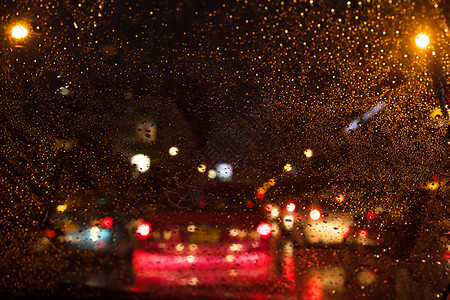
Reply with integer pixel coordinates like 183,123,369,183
310,209,321,220
169,146,179,156
304,149,313,158
415,33,430,49
284,163,292,172
12,25,28,39
131,154,150,172
286,202,296,212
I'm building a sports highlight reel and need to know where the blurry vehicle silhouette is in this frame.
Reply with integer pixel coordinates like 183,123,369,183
130,182,277,291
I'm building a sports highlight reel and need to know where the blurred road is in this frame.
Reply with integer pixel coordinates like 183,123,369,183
35,233,448,300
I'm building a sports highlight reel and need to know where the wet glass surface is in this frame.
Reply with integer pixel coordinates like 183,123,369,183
1,0,449,299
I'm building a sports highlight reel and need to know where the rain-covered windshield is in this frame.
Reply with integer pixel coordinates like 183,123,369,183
1,0,449,299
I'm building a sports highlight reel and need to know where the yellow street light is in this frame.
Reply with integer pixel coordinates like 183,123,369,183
56,204,67,213
11,25,28,39
169,146,179,156
415,33,430,49
284,163,292,172
197,164,206,173
304,149,313,158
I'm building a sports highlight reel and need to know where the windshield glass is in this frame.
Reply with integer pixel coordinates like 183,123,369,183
1,0,449,299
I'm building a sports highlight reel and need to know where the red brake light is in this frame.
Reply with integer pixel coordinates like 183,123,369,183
335,193,345,203
256,222,272,239
136,222,151,239
264,204,273,212
44,229,55,238
444,251,450,260
359,230,368,238
286,202,296,212
366,211,375,219
102,217,113,228
309,209,321,220
342,227,350,237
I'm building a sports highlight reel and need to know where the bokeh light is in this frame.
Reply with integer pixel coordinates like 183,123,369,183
309,209,321,220
136,222,151,239
169,147,179,156
56,204,67,213
216,163,233,181
11,25,28,39
335,194,345,203
102,217,113,228
207,169,217,179
58,87,69,96
256,222,272,238
366,211,376,219
136,120,157,143
89,226,100,242
286,202,296,212
415,33,430,49
304,149,313,158
284,163,292,172
131,154,151,173
359,230,368,238
197,164,206,173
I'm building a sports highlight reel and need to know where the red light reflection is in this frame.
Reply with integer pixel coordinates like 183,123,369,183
309,209,321,220
444,251,450,260
102,217,113,228
359,230,368,238
132,248,273,288
286,202,296,212
342,227,350,237
44,229,55,238
366,211,375,219
256,222,272,239
264,204,273,212
137,222,151,239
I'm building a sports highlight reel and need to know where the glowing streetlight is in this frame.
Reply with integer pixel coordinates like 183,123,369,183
304,149,313,158
415,33,430,49
11,25,28,39
284,163,292,172
169,146,179,156
197,164,206,173
131,154,151,173
207,169,217,179
56,204,67,213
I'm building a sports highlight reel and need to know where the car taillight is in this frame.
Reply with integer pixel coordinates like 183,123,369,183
444,251,450,260
286,202,296,212
342,227,350,237
44,229,55,238
366,211,375,219
102,217,113,228
309,209,321,220
136,222,151,239
256,222,272,239
334,193,345,203
359,230,368,238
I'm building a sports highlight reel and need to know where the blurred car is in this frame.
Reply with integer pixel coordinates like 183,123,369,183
34,191,134,285
348,208,386,249
130,182,277,292
264,191,356,246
